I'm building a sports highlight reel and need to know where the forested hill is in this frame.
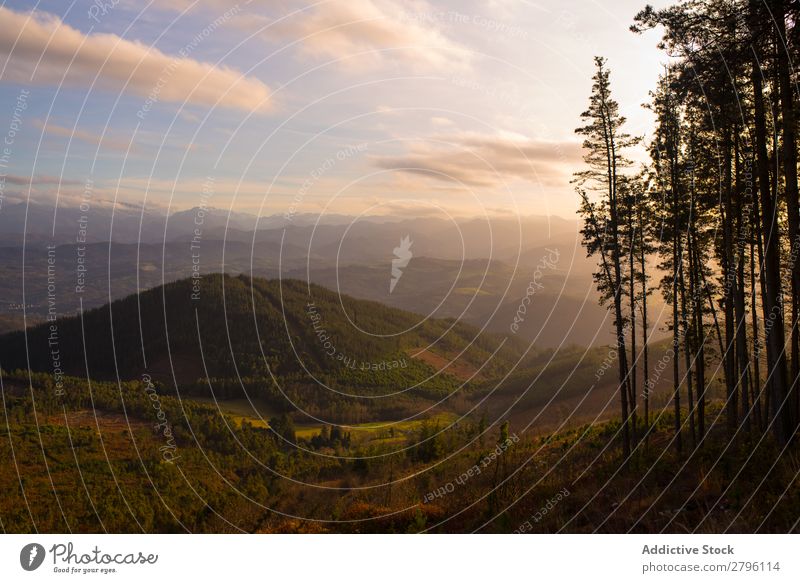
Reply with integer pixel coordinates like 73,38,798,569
0,274,525,393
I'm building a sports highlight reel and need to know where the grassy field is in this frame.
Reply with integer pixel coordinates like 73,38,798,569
190,396,458,444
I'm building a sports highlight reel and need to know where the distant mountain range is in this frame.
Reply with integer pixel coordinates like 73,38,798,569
0,200,357,246
0,200,579,253
0,202,670,346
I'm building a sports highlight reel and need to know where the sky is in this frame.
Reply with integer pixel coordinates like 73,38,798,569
0,0,672,221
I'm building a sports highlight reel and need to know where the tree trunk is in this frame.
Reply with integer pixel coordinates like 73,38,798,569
672,169,682,453
734,133,751,433
750,19,791,444
640,204,650,435
692,239,707,445
629,208,638,444
773,0,800,438
751,230,764,432
722,129,739,435
679,240,696,448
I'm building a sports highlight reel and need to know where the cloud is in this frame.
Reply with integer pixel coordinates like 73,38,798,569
34,120,132,152
180,110,201,123
355,198,473,218
430,116,454,127
228,0,470,72
0,6,272,113
0,174,92,207
3,174,83,186
372,133,582,188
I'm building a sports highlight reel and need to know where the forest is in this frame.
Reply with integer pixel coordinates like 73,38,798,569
576,0,800,460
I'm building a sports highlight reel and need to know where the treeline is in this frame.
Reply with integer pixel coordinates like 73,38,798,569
577,0,800,455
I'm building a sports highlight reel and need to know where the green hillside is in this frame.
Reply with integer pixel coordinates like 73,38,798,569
0,274,533,423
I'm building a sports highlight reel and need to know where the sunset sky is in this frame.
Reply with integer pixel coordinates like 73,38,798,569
0,0,669,220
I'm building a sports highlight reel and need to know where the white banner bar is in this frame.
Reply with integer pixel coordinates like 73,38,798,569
0,534,796,581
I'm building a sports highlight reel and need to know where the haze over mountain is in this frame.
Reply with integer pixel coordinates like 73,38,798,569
0,207,663,347
0,200,350,246
0,199,578,250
